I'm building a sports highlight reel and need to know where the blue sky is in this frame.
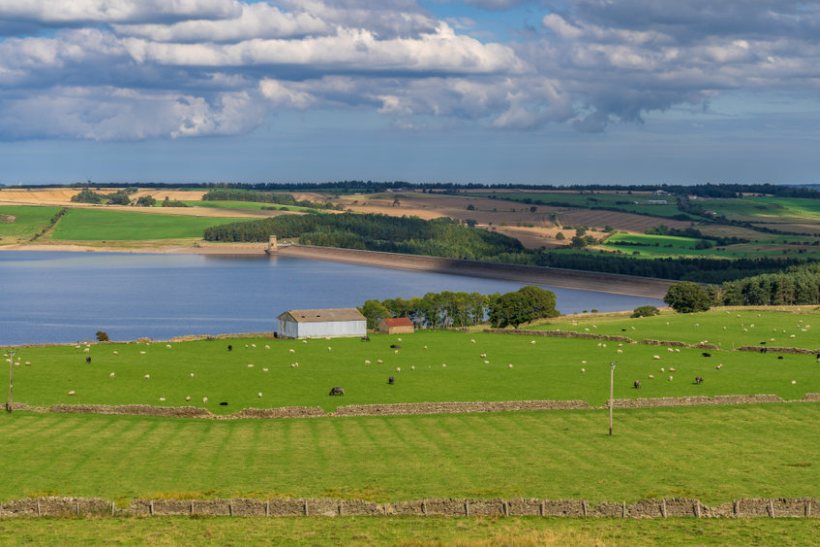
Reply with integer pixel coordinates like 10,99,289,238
1,0,820,185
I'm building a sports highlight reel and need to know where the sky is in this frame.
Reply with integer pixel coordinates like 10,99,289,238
1,0,820,185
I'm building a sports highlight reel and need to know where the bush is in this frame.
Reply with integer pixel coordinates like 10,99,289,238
664,282,712,313
631,305,660,318
96,330,110,342
136,195,156,207
489,286,558,328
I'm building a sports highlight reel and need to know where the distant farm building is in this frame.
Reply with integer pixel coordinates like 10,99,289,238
276,308,367,339
379,317,415,335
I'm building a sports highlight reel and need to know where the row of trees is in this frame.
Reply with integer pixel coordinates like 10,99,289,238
360,286,559,330
71,187,136,205
664,263,820,312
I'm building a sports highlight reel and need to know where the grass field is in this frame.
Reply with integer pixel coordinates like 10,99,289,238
490,192,688,220
597,232,820,260
7,326,819,413
182,200,319,213
0,404,818,503
50,208,250,241
533,308,820,350
0,205,61,244
699,197,820,223
1,517,817,546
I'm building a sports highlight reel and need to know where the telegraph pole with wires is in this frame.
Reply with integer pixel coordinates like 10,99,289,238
609,361,616,436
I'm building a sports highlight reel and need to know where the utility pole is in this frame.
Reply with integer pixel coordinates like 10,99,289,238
609,361,616,436
6,350,14,413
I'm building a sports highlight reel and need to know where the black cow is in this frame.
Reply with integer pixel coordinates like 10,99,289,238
388,376,395,385
694,376,704,385
633,380,641,389
390,344,401,349
329,386,345,396
85,356,92,364
227,345,233,352
701,352,711,358
361,336,370,342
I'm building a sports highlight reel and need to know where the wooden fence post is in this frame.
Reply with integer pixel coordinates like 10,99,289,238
661,499,667,518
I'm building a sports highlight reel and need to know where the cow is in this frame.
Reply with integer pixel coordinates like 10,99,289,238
388,376,395,385
694,376,704,385
329,386,345,396
390,344,401,349
633,380,641,389
701,352,711,358
85,356,92,364
227,345,233,352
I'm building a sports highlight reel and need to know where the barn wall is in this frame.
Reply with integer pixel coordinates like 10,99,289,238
296,320,367,339
277,319,300,339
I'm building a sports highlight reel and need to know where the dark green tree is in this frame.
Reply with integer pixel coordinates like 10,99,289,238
489,286,558,328
664,282,712,313
359,300,391,329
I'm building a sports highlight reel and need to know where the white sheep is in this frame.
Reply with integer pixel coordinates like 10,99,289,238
289,348,296,353
251,344,257,348
581,368,586,373
442,363,447,367
258,392,263,397
668,375,674,381
648,374,655,379
262,368,269,373
109,372,116,378
190,372,195,377
185,396,191,401
396,367,401,372
364,360,371,365
144,374,151,380
139,351,146,355
508,363,513,368
327,346,332,352
247,364,254,368
410,366,415,370
113,351,119,355
67,390,76,396
165,344,172,349
202,396,208,403
377,359,383,364
530,340,536,345
264,345,270,349
484,360,490,364
159,397,166,402
653,355,661,360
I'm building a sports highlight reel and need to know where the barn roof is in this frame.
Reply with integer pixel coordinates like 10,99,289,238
278,308,366,323
382,317,414,327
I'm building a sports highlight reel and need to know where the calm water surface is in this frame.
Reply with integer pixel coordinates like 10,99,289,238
0,252,660,345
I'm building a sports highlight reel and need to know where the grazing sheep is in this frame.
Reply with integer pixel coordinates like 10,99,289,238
265,345,270,349
715,364,723,370
470,339,476,344
289,348,296,353
109,372,115,378
327,346,332,352
251,344,257,348
791,380,797,385
668,375,674,381
617,349,623,354
159,397,166,402
329,386,345,396
263,368,269,372
113,351,119,355
648,374,655,379
166,344,172,349
67,390,76,396
411,366,415,370
508,363,513,368
694,376,704,385
669,367,677,372
377,359,383,364
480,353,487,358
364,360,371,365
633,380,641,389
85,356,92,364
484,360,490,364
581,368,586,373
203,397,209,403
144,374,150,380
247,364,254,368
388,376,395,385
530,340,536,345
185,396,191,401
190,372,195,377
442,363,447,367
653,355,661,360
423,345,428,350
258,392,263,398
667,348,674,353
139,351,146,355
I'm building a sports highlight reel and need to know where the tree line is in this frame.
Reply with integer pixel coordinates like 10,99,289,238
360,286,558,330
204,213,525,260
202,189,339,209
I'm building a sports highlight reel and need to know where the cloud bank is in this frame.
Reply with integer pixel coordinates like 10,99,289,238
0,0,819,140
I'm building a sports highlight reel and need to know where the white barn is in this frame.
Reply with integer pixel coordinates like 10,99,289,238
276,308,367,339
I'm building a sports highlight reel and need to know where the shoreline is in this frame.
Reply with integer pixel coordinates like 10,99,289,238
0,241,672,298
277,245,672,299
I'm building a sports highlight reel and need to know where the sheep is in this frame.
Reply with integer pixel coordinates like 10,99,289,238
411,365,416,370
185,396,191,401
289,348,296,353
484,360,490,364
109,372,116,378
364,360,371,365
264,345,270,349
144,374,150,380
394,350,399,354
669,367,677,372
667,348,674,353
442,363,447,368
202,396,209,403
530,340,536,345
653,355,661,360
715,364,723,370
84,348,90,353
377,359,383,364
247,364,254,368
616,349,623,354
508,363,514,368
113,351,119,355
139,351,146,355
263,368,269,372
581,368,586,373
633,380,641,389
159,397,166,402
327,346,332,352
791,380,797,385
329,386,345,396
251,343,257,348
480,353,487,358
258,392,263,398
668,375,674,381
648,374,655,379
67,390,76,396
423,345,428,350
166,344,172,349
470,339,476,344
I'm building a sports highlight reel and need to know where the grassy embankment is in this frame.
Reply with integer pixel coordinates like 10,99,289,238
0,205,61,244
532,307,819,350
49,208,251,241
2,515,818,546
7,312,819,412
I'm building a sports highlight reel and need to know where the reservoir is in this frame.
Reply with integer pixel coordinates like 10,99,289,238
0,251,661,345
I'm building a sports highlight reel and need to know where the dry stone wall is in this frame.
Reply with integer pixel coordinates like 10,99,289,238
2,497,817,519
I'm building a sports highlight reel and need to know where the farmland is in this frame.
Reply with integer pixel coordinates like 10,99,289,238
482,191,689,220
49,208,252,241
0,205,61,244
0,405,819,504
598,232,820,260
533,307,819,350
7,325,819,413
698,197,820,223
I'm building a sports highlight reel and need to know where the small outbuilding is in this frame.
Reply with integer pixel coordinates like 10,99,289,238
378,317,415,335
276,308,367,339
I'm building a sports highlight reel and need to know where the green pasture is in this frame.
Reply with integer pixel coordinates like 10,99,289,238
489,192,687,219
699,197,820,223
50,208,250,241
1,517,817,546
0,205,60,243
0,404,818,503
533,308,820,350
598,232,820,259
185,200,318,212
6,328,818,413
